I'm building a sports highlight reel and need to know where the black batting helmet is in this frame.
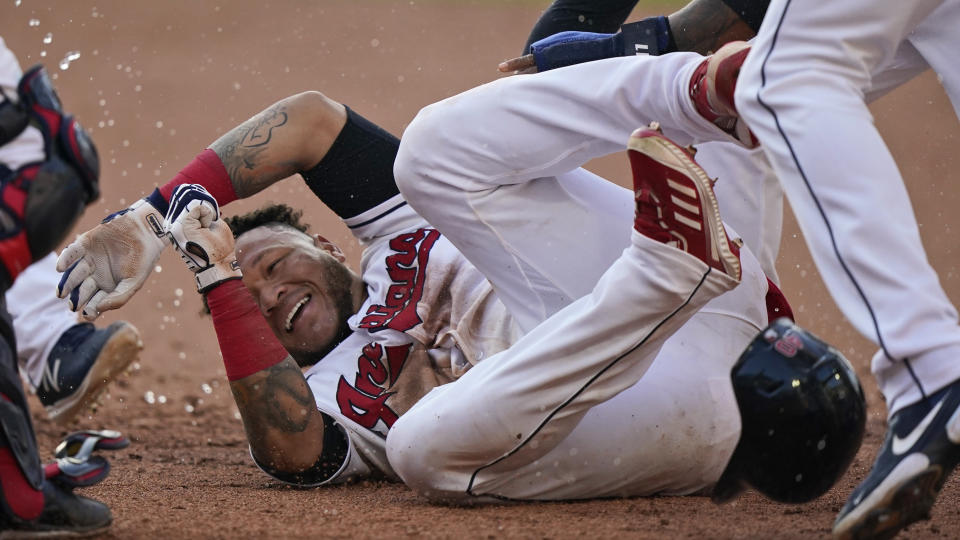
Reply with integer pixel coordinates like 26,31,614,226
712,318,866,504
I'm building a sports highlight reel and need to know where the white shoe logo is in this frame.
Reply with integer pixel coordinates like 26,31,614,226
891,400,943,455
41,359,62,393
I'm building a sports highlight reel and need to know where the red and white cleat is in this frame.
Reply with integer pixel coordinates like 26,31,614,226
628,123,742,281
688,41,756,148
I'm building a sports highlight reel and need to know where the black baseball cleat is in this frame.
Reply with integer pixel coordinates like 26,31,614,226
36,321,142,423
833,380,960,539
0,479,112,539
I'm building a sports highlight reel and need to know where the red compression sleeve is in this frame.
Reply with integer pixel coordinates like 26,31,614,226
159,149,238,205
206,280,288,381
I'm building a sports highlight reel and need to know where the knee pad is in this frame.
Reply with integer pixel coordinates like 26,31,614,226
0,66,100,284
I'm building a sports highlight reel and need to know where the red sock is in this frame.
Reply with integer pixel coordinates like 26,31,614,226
206,280,288,381
159,149,238,206
765,278,795,323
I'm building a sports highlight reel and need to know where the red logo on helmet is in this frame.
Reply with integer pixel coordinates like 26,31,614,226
774,332,804,358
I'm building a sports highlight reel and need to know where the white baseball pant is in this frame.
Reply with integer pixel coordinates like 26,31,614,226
736,0,960,416
388,52,769,501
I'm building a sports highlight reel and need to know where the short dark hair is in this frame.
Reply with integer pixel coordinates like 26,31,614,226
225,203,310,239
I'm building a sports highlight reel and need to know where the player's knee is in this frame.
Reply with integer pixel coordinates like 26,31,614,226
386,415,458,500
393,108,443,202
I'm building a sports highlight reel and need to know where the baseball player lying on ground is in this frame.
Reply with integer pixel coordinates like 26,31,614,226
55,46,863,506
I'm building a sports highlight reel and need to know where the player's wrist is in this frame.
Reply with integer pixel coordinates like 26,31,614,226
619,16,676,56
159,149,239,207
207,279,288,381
195,257,242,293
528,16,676,73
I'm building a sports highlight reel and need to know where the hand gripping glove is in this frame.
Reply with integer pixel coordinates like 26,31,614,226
164,184,241,293
56,189,168,320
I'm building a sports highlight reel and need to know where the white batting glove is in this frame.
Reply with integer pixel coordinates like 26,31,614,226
165,184,241,293
56,192,168,321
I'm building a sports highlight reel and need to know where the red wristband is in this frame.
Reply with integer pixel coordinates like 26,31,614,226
206,279,288,381
159,149,239,206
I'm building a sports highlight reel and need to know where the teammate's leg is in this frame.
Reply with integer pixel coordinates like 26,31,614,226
734,0,960,537
737,0,957,415
0,301,111,534
6,252,142,423
394,52,753,332
6,254,80,385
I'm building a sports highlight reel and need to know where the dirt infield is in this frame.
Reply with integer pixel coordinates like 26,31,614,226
5,1,960,538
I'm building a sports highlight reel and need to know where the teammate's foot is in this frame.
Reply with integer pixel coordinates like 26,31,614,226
36,321,142,423
833,380,960,540
688,41,756,147
628,123,741,281
0,479,112,538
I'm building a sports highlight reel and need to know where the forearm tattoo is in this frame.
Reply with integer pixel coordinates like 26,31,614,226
230,359,318,444
670,0,754,55
209,103,300,198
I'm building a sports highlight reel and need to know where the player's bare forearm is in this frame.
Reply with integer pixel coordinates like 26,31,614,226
209,91,348,198
668,0,755,55
228,357,326,473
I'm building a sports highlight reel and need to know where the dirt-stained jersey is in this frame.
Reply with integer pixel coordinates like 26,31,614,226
258,194,520,484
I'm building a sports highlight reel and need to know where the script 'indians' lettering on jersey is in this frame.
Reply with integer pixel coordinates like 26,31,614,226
359,228,440,333
336,342,411,430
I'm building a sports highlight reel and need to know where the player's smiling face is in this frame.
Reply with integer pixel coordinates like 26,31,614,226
235,224,363,364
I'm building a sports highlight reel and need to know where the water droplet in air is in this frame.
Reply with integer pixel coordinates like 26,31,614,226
58,51,80,70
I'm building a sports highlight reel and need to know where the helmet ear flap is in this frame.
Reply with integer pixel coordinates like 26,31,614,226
714,318,867,504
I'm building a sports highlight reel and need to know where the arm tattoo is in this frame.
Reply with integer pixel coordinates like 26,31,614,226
239,108,287,148
209,103,300,198
231,360,316,439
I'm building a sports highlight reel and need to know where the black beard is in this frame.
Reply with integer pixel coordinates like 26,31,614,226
290,259,357,368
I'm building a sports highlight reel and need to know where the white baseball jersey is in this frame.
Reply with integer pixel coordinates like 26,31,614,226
736,0,960,415
278,197,521,484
